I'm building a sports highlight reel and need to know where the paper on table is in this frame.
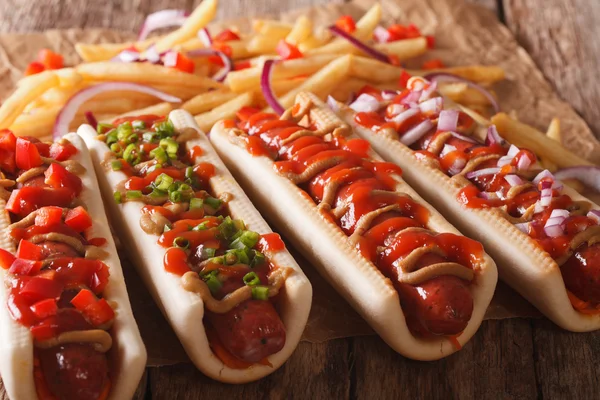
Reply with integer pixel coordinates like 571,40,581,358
0,0,595,366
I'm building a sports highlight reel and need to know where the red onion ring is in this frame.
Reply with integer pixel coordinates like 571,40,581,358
373,26,391,43
328,25,391,64
186,49,233,82
84,112,98,129
198,28,213,47
138,9,189,41
418,97,443,116
485,125,504,146
504,174,523,187
554,166,600,193
423,72,500,113
261,60,284,115
53,83,181,139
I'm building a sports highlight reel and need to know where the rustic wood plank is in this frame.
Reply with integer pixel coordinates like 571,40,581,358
503,0,600,138
149,341,351,399
531,319,600,399
352,320,537,399
465,0,499,13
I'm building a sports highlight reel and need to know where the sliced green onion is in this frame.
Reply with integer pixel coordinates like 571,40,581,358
123,143,138,164
208,256,224,265
149,188,167,198
185,167,194,179
218,217,237,240
110,160,123,171
132,120,146,130
189,198,204,210
203,271,222,294
154,173,174,191
110,143,123,155
126,190,143,199
200,247,216,260
250,250,266,268
230,231,260,250
143,131,158,143
149,146,168,164
169,190,183,202
163,224,172,232
224,252,238,265
205,196,223,210
159,138,179,158
154,120,175,135
233,219,246,231
226,249,250,265
99,123,115,136
113,191,122,204
173,236,190,250
243,272,261,287
251,285,269,300
117,122,133,140
193,221,209,231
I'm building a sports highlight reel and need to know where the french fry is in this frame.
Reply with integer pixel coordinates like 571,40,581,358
176,37,256,59
182,89,238,115
270,55,352,110
329,77,372,102
155,0,218,52
246,35,280,55
9,106,61,138
286,16,313,46
563,179,586,193
309,4,381,55
0,70,59,130
225,54,337,92
253,20,293,37
409,65,505,84
540,118,562,171
194,92,254,132
77,98,158,116
298,29,331,52
375,37,428,60
76,62,223,90
75,40,154,63
252,78,307,107
438,82,495,106
350,56,402,83
101,102,174,123
491,113,594,168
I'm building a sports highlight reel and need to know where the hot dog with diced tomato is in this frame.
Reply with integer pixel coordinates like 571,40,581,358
331,76,600,332
209,92,497,360
77,110,311,383
0,131,146,400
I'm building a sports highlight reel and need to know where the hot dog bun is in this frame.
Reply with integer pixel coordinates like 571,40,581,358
0,133,146,400
78,110,312,383
209,92,497,360
332,97,600,332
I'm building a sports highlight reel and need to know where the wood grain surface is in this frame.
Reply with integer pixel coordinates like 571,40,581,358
0,1,599,399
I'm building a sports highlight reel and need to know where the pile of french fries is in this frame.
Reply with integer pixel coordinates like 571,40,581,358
0,0,595,188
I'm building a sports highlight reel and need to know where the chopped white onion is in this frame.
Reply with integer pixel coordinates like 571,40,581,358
539,188,553,207
113,49,140,63
162,51,178,68
450,131,477,143
465,167,501,179
550,209,570,219
350,93,382,113
440,144,457,157
507,144,520,158
400,90,422,106
515,222,530,233
400,119,434,146
448,158,466,176
418,97,443,116
517,154,532,171
407,77,427,91
544,224,564,238
386,103,406,118
373,26,391,43
198,28,213,47
497,155,513,167
437,109,458,132
138,9,188,41
485,125,504,146
533,170,554,186
587,210,600,224
504,174,523,187
419,81,438,102
391,108,419,125
327,95,340,112
381,90,398,100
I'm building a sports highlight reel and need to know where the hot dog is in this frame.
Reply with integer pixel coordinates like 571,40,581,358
209,92,497,360
77,110,311,382
0,131,146,399
330,77,600,331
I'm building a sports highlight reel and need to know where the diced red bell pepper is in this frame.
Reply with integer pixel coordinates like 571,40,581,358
19,276,63,303
214,29,241,42
83,298,115,327
422,59,445,70
64,206,92,232
25,62,45,76
166,52,195,74
335,15,356,34
44,162,82,195
34,142,50,157
387,24,408,41
70,288,97,310
6,187,74,218
15,138,43,170
234,60,252,71
0,248,16,270
0,129,17,151
0,148,16,174
49,141,78,161
35,206,64,227
405,24,422,38
9,258,42,276
91,262,110,294
426,35,435,49
8,293,37,326
16,240,44,261
30,298,58,319
276,40,303,60
87,237,107,247
30,323,56,341
388,55,400,66
38,49,64,70
399,70,412,88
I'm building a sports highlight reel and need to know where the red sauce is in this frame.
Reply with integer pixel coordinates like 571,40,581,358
235,110,483,337
189,145,203,160
258,233,285,253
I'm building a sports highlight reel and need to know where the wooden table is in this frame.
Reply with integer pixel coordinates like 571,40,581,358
1,1,599,399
